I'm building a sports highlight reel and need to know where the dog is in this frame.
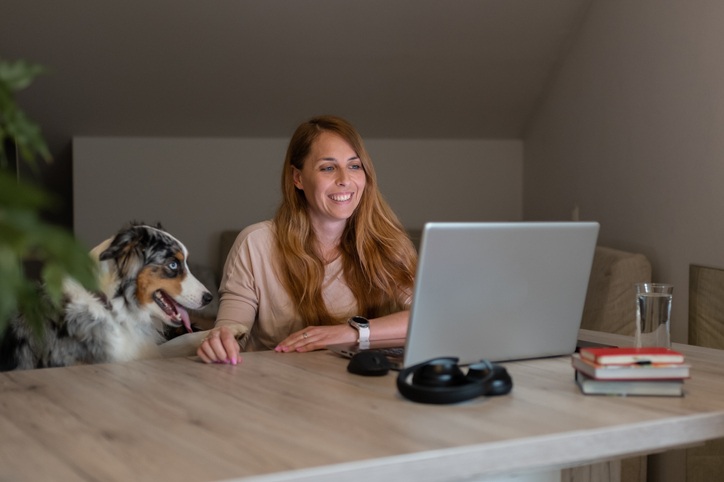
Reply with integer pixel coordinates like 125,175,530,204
0,222,213,370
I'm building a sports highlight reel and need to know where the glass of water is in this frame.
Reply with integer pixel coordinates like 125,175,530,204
635,283,674,348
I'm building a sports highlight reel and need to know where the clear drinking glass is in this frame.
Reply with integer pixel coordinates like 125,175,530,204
635,283,673,348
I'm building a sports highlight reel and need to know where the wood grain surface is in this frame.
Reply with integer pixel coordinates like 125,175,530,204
1,329,723,482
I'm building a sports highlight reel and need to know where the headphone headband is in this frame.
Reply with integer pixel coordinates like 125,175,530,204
396,357,513,404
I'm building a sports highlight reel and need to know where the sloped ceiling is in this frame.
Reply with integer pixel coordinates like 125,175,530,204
2,0,592,139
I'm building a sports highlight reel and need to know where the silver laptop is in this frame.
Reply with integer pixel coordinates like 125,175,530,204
328,221,600,368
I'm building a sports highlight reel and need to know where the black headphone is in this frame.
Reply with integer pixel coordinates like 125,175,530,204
396,357,513,404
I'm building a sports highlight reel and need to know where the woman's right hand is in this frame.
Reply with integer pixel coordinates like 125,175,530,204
197,326,241,365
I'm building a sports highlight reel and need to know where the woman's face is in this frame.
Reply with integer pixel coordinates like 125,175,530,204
293,131,367,232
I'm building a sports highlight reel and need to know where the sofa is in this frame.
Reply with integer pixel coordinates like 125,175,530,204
580,246,652,335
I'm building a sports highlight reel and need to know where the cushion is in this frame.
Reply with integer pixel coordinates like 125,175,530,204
580,246,652,335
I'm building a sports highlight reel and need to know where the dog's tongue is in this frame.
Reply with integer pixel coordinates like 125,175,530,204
177,305,192,333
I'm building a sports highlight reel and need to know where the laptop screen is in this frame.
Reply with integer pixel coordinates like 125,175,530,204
403,221,599,367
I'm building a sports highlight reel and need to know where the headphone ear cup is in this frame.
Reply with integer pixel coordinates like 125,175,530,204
411,357,467,387
397,358,507,404
466,360,494,380
484,365,513,396
467,361,513,396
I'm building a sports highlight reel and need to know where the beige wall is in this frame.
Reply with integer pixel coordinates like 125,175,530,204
74,137,522,270
524,5,724,475
525,0,724,347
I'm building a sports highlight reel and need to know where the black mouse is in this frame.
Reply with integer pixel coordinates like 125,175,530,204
485,365,513,396
347,351,391,376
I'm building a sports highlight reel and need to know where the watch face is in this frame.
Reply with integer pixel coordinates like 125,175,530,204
351,316,369,327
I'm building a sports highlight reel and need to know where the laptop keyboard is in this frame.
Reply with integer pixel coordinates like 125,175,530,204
376,347,405,357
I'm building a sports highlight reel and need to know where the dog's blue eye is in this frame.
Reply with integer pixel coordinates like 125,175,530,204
168,261,179,271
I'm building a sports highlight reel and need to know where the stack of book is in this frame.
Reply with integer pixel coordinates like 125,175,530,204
572,346,689,397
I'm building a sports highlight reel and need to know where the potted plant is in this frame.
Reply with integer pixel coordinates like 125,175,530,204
0,58,96,335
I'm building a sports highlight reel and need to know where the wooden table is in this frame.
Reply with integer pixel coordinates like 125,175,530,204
2,329,724,482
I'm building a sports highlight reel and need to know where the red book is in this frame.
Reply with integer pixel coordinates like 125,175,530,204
579,346,685,365
572,354,690,380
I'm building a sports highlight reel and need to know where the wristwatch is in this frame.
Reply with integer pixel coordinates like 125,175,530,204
348,316,371,345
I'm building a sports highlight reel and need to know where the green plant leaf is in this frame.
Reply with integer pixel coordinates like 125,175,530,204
0,58,52,169
0,246,22,328
0,171,49,210
0,59,46,92
0,176,98,334
0,58,96,336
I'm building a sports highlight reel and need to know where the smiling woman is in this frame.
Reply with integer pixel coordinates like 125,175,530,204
195,115,417,364
291,130,367,259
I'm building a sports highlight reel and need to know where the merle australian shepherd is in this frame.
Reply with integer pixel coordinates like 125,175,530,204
0,222,213,371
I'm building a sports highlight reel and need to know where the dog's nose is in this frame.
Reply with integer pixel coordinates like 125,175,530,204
201,292,213,306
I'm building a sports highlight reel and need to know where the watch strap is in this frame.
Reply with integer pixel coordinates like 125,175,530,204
348,316,371,345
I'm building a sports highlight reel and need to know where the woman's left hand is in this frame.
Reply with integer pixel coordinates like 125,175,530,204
275,324,356,353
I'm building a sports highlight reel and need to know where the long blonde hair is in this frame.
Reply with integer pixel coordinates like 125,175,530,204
273,115,417,326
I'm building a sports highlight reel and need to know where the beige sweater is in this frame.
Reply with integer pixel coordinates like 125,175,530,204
216,221,359,351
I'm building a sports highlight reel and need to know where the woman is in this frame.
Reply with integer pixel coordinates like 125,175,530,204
197,116,417,364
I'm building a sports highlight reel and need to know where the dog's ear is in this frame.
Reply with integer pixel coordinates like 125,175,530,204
127,220,164,231
99,226,145,279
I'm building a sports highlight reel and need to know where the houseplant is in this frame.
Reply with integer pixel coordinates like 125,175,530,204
0,58,96,335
